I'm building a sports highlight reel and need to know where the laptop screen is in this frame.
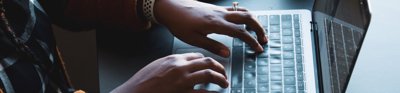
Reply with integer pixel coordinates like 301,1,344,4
312,0,371,93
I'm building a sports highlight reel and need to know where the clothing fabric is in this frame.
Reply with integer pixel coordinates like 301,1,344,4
0,0,80,92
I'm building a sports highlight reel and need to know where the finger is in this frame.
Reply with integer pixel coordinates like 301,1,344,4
211,21,263,52
225,7,248,12
181,34,230,57
178,52,205,61
225,11,268,45
185,57,226,78
186,69,229,88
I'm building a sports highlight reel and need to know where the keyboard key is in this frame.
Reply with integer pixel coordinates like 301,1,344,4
244,80,256,88
244,71,256,78
244,88,256,93
257,58,268,66
283,44,294,51
282,22,292,29
295,29,301,37
284,85,296,93
270,64,282,72
257,66,269,75
271,81,283,90
297,63,304,72
284,68,295,76
244,72,256,88
245,48,256,62
258,83,269,92
297,71,304,81
269,40,282,48
293,14,300,29
282,36,293,44
258,15,268,27
257,75,269,83
244,61,256,71
245,47,256,54
282,29,293,36
270,25,280,33
231,88,243,93
295,45,302,54
270,56,281,64
282,15,292,20
284,76,296,85
283,52,294,59
298,81,305,90
296,55,303,64
270,48,282,55
282,15,292,29
283,59,295,68
295,37,301,45
269,15,280,25
271,72,282,81
233,38,244,47
270,33,281,40
258,52,268,58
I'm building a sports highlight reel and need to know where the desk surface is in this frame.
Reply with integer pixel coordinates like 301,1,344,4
98,0,400,93
346,0,400,93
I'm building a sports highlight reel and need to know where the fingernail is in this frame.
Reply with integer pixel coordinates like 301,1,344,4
219,49,230,57
256,45,264,52
263,35,268,44
224,80,230,88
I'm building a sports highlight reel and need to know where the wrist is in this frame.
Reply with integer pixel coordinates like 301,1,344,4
142,0,161,24
153,0,179,26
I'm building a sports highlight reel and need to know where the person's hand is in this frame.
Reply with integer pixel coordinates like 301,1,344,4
111,53,228,93
154,0,268,57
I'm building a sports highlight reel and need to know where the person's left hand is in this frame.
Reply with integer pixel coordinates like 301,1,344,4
154,0,268,57
111,53,228,93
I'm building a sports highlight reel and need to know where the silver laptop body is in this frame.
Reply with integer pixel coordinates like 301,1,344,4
172,0,371,93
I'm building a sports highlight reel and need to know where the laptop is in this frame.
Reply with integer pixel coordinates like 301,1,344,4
172,0,371,93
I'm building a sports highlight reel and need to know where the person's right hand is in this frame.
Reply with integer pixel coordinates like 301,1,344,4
111,53,228,93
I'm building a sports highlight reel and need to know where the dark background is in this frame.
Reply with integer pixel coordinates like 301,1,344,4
52,25,99,93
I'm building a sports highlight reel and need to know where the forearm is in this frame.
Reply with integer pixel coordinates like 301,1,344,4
65,0,150,31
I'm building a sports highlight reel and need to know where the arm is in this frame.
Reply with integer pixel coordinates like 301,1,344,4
64,0,150,31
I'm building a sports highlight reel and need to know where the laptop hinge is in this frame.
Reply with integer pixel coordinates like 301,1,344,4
310,21,318,32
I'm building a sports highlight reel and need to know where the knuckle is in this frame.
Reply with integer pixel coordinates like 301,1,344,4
204,57,217,66
169,65,186,75
241,12,253,19
203,69,214,81
165,54,180,61
204,69,213,77
203,57,214,62
204,15,222,26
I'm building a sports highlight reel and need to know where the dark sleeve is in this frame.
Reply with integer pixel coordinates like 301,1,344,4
38,0,94,31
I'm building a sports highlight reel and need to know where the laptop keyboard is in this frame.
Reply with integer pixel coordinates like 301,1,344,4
231,14,305,93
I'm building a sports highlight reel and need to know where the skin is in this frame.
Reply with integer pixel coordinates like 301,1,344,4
111,53,228,93
65,0,268,92
155,0,268,57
